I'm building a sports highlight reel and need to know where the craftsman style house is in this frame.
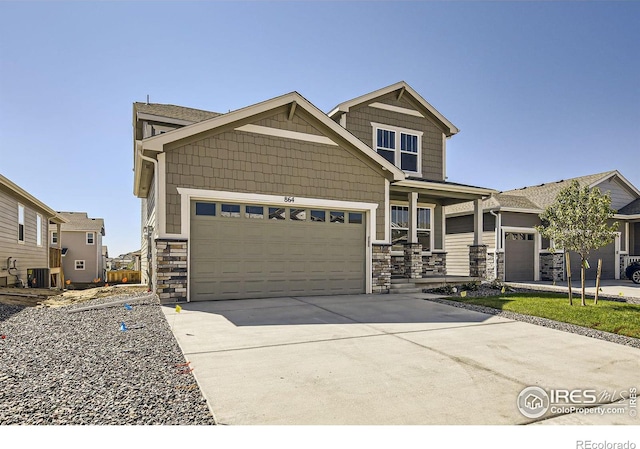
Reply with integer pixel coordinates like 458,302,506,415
0,174,66,288
133,82,495,301
445,171,640,282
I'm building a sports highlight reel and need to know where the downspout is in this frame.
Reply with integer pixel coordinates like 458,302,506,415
138,147,158,292
489,210,500,280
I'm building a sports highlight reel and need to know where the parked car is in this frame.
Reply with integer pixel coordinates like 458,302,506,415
626,262,640,284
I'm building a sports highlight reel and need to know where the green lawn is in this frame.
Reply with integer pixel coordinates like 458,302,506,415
449,293,640,339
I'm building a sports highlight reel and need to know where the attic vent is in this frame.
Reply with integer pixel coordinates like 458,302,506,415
556,180,564,183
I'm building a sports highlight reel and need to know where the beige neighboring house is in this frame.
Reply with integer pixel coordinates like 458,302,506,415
0,174,66,288
445,170,640,282
57,212,106,284
133,81,497,302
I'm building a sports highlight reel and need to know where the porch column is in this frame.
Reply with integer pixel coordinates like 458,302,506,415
473,199,483,245
470,199,487,279
404,192,422,278
408,192,418,243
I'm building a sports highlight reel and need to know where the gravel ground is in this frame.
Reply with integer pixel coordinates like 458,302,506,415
424,284,640,349
0,292,215,425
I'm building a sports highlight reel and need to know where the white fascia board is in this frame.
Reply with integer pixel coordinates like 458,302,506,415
614,213,640,220
394,179,496,197
140,92,405,182
498,207,545,214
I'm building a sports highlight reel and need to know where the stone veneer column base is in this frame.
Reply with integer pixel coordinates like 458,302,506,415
540,253,565,282
404,243,423,279
469,245,487,279
422,252,446,276
155,239,188,302
372,244,391,294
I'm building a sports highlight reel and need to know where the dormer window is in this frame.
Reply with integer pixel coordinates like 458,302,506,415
373,123,422,174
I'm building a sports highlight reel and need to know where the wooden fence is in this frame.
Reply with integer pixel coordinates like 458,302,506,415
106,270,141,284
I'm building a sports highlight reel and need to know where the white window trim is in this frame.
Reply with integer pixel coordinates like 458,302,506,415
51,231,58,245
18,204,25,244
75,260,86,270
372,122,423,176
390,202,435,255
36,214,42,247
86,232,95,245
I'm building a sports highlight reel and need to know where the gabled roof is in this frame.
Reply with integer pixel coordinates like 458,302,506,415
446,170,639,216
0,174,66,224
134,102,222,124
134,91,406,197
58,212,105,235
327,81,459,137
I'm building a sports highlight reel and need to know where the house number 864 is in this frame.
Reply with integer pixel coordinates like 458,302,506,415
284,196,295,203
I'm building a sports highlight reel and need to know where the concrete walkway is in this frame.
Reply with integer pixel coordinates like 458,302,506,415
163,293,639,425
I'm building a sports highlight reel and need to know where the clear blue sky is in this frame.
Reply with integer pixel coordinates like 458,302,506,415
1,1,638,257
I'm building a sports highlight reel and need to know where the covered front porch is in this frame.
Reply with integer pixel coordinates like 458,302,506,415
371,178,495,293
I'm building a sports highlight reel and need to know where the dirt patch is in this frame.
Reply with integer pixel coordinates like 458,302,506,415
0,285,149,308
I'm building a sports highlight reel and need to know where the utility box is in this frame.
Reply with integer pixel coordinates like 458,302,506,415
27,268,49,288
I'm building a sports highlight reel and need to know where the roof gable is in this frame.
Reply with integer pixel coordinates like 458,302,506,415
328,81,459,137
445,170,640,216
135,92,406,196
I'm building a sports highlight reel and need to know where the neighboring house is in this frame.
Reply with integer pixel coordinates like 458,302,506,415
133,82,495,301
0,174,66,288
57,212,106,284
108,250,141,271
445,171,640,282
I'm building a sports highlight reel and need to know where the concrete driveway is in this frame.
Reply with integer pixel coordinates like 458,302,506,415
163,293,639,425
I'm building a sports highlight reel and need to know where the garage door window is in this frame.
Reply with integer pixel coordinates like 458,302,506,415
221,204,241,218
506,233,534,241
330,211,345,223
311,210,325,222
349,213,363,224
195,202,216,216
269,207,286,220
290,209,306,221
245,205,264,219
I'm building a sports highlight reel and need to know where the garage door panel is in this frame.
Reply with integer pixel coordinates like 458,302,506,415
190,201,366,301
505,233,535,281
569,242,616,280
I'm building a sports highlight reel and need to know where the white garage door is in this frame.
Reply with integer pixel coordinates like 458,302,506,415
190,201,366,301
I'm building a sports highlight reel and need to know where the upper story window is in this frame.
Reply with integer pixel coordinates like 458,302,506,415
373,123,422,174
18,204,25,243
86,232,95,245
51,231,58,245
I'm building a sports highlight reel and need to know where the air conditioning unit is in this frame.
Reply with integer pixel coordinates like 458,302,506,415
27,268,49,288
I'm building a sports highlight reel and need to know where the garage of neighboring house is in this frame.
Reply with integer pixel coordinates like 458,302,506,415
568,242,616,281
503,232,536,281
189,200,367,301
